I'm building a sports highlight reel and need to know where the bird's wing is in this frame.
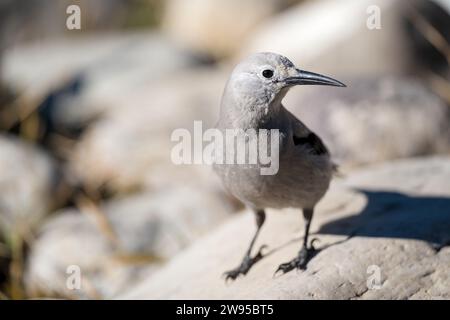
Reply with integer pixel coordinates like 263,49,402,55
292,132,329,156
284,107,329,156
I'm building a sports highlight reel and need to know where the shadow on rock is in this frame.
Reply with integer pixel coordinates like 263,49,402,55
318,189,450,250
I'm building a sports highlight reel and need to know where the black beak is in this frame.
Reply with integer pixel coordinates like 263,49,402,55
285,69,346,87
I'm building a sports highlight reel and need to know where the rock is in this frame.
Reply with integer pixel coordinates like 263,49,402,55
120,156,450,299
70,68,229,193
285,77,450,167
0,135,56,236
239,0,413,76
162,0,297,58
25,186,233,299
1,32,200,127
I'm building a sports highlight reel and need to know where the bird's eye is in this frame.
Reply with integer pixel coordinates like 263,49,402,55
262,69,274,78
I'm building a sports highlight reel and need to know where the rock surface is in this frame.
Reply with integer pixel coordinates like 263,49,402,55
25,186,233,299
121,156,450,299
0,135,56,236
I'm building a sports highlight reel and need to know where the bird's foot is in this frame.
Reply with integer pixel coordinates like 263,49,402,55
274,238,319,276
223,245,267,282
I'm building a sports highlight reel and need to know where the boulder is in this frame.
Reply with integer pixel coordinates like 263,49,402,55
0,135,56,237
120,156,450,299
25,186,233,299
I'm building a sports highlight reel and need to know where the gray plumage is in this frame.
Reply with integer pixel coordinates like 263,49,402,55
213,52,345,280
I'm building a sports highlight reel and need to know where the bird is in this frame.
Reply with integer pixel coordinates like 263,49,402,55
213,52,346,281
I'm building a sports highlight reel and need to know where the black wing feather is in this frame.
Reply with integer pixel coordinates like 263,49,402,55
293,132,328,155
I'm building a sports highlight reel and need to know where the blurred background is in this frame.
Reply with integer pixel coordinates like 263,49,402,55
0,0,449,299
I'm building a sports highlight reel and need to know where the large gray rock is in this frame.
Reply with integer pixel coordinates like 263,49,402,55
285,77,450,167
121,156,450,299
0,135,56,236
239,0,413,76
25,186,233,299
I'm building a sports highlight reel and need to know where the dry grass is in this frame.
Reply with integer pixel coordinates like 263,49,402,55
75,193,121,250
405,3,450,105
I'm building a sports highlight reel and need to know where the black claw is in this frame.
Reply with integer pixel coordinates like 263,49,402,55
273,261,296,277
255,244,268,259
223,244,269,282
309,237,320,250
274,246,316,276
223,270,240,282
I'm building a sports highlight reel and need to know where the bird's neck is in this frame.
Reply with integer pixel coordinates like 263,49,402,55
220,90,287,130
222,101,282,130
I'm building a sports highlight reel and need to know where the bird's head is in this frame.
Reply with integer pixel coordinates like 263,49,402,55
224,52,345,110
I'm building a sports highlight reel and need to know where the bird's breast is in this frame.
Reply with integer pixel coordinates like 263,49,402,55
213,131,333,209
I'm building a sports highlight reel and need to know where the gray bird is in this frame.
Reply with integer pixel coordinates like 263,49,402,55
213,52,345,280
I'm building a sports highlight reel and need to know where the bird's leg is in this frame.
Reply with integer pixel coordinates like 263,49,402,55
224,209,267,281
275,208,317,275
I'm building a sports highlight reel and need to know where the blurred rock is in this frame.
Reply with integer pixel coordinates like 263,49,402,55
286,77,450,167
2,32,202,128
34,67,240,299
121,156,450,299
240,0,413,76
0,135,56,236
70,68,228,193
162,0,298,59
25,186,233,299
